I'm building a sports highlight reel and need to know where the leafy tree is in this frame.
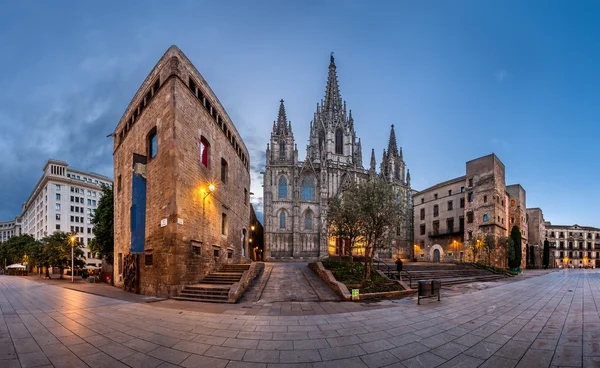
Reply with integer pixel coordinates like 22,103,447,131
353,178,406,281
35,232,85,279
467,236,483,263
0,234,39,268
543,239,550,269
483,234,496,266
509,226,522,269
529,245,535,268
498,235,514,269
327,194,362,256
90,184,114,264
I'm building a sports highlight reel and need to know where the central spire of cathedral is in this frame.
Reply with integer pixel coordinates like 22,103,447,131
323,52,342,112
275,99,291,136
387,124,399,157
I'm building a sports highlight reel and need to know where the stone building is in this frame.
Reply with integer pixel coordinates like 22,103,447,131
0,217,21,243
263,55,413,260
545,223,600,268
413,154,527,267
112,46,251,297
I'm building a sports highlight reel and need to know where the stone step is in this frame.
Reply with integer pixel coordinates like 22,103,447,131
181,288,229,294
179,292,228,298
184,284,230,290
197,281,235,285
172,296,230,303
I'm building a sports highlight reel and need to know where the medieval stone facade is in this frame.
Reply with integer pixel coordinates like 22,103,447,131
112,46,251,297
263,55,413,260
413,154,528,268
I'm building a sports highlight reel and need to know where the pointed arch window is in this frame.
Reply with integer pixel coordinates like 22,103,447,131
301,176,314,200
335,128,343,154
278,176,287,199
279,140,285,159
305,211,312,230
279,211,286,229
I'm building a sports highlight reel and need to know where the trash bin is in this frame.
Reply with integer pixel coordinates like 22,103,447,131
418,279,441,305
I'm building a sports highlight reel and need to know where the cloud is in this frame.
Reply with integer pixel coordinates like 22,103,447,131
495,69,508,83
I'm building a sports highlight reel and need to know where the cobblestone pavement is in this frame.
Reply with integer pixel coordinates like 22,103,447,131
1,269,600,367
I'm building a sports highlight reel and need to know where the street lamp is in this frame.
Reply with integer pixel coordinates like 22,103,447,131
70,235,76,283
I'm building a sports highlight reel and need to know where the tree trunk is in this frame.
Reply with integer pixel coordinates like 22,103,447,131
59,266,64,279
44,264,50,278
364,244,373,281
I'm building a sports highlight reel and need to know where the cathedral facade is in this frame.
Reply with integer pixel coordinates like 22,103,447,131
263,55,413,260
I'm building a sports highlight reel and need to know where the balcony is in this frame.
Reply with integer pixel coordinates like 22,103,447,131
428,228,465,238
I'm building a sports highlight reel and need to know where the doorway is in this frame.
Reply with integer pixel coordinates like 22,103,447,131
433,249,440,262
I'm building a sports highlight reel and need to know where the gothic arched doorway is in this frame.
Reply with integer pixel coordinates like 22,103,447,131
433,249,440,262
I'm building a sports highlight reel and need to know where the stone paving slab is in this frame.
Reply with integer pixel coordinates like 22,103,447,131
1,270,600,367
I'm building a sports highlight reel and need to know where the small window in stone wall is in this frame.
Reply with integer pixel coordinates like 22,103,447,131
191,240,202,256
145,254,153,266
213,247,220,258
227,250,233,259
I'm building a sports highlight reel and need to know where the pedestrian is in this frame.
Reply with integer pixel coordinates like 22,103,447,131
395,258,403,280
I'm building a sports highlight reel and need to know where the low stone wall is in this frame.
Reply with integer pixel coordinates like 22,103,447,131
228,262,264,303
310,262,417,301
309,262,352,301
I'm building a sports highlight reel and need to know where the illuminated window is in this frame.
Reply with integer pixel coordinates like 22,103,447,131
200,136,210,167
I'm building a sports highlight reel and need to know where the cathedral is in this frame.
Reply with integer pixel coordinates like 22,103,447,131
263,54,413,260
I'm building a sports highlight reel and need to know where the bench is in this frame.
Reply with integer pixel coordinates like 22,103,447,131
417,279,441,305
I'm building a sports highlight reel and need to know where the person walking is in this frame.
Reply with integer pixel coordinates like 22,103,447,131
395,258,403,281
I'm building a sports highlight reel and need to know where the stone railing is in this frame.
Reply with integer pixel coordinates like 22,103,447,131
309,262,351,300
227,262,264,303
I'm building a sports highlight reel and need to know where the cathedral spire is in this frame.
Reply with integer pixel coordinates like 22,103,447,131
370,148,376,171
275,99,289,135
387,124,398,157
323,52,342,112
406,169,411,186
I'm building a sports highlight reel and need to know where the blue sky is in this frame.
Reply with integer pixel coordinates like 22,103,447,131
0,1,599,227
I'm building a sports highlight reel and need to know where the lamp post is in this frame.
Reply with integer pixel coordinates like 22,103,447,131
70,235,76,283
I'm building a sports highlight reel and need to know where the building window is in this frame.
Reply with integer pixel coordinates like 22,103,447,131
447,201,453,211
468,192,473,202
56,203,60,210
420,208,425,220
221,158,228,183
301,176,314,200
448,190,452,196
461,186,465,193
244,188,248,205
433,221,439,235
467,211,473,224
483,195,487,203
447,218,454,233
148,128,158,159
56,193,61,200
278,176,287,199
56,185,61,190
421,198,424,204
55,224,60,230
433,205,439,217
200,136,210,167
56,214,60,220
280,211,286,229
434,193,438,200
483,214,489,222
305,212,312,230
335,128,343,154
511,200,515,207
460,198,465,208
468,231,473,240
468,178,473,187
221,213,228,236
420,224,426,235
279,140,286,159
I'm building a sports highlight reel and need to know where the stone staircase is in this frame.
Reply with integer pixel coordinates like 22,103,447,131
173,264,250,303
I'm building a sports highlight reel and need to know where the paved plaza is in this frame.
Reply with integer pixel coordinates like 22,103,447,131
1,270,600,367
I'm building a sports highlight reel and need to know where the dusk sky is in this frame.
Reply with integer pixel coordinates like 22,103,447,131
1,1,599,226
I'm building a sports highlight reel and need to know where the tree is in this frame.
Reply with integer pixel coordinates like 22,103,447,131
498,235,514,269
529,245,535,268
467,236,483,263
35,232,85,279
509,226,522,269
353,178,406,281
0,234,39,268
483,234,496,266
90,184,114,264
327,194,362,256
543,239,550,269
